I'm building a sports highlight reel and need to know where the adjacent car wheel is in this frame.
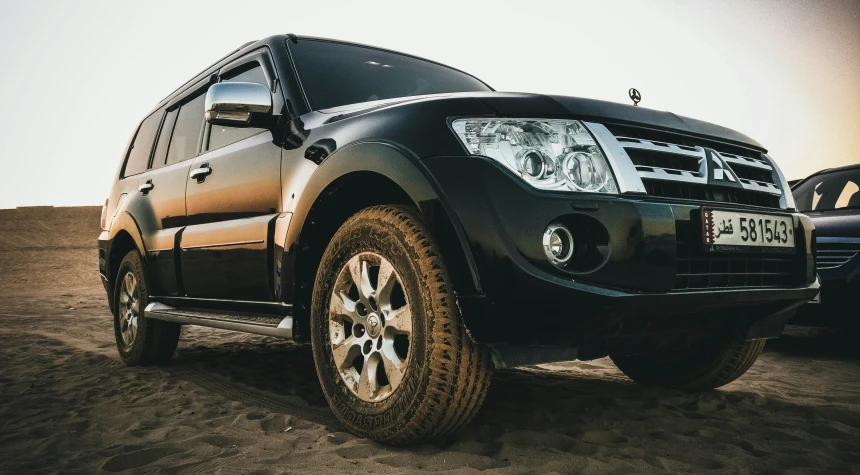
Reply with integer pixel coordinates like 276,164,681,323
610,333,766,390
113,250,181,366
311,205,492,445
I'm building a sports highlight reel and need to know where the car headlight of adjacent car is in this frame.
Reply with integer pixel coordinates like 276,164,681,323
451,118,618,194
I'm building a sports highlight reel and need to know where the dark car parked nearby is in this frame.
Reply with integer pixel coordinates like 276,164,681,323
98,34,818,444
791,164,860,327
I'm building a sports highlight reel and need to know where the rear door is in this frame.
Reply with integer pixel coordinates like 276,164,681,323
180,50,283,300
141,81,210,295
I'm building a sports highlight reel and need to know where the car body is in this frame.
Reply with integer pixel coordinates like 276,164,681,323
791,164,860,327
98,34,819,443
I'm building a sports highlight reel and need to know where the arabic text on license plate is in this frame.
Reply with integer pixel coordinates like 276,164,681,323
702,208,795,252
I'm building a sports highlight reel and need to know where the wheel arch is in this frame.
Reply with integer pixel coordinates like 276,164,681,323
105,212,147,315
282,141,480,341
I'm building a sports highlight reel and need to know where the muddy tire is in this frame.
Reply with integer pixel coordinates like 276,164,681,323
113,250,181,366
310,205,492,445
610,333,766,390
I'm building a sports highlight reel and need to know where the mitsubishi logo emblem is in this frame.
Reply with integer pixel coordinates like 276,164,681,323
629,88,641,106
710,154,737,183
366,314,381,338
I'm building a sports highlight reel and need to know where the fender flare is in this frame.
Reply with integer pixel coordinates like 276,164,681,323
103,211,147,313
108,211,147,257
281,140,481,306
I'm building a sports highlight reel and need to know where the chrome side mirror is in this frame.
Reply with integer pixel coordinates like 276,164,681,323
204,82,272,126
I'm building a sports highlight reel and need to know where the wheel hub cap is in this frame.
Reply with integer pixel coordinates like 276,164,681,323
366,314,381,338
328,252,412,403
118,271,139,349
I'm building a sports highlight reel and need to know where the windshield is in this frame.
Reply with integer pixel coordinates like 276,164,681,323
793,168,860,212
288,39,492,111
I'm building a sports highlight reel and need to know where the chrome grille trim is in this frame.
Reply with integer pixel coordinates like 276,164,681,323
717,152,772,171
638,168,706,185
583,122,647,194
615,136,707,159
712,151,781,196
764,153,796,209
585,122,789,209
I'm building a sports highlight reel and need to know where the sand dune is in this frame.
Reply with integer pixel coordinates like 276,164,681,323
1,207,858,474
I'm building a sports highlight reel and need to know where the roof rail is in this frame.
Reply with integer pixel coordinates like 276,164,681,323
158,39,258,103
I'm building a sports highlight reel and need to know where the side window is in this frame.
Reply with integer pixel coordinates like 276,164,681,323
208,63,269,151
835,181,859,209
123,111,162,177
165,92,206,166
150,109,178,169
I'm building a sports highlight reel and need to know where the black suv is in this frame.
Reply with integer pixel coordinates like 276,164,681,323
98,35,818,444
791,164,860,328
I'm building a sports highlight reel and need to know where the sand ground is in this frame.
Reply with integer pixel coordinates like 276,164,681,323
0,207,858,474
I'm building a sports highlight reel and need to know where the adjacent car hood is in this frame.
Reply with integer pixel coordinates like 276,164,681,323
803,210,860,239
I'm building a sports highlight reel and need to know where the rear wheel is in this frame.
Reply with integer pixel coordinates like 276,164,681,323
610,333,766,390
113,250,181,366
310,205,492,445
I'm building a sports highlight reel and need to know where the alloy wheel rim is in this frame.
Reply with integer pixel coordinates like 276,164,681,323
328,252,412,402
118,271,139,349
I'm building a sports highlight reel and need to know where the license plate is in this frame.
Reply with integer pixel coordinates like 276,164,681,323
702,208,795,252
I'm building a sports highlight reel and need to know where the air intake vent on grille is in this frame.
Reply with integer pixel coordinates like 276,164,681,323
816,241,860,270
601,124,784,209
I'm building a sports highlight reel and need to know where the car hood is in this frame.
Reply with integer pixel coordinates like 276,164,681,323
315,91,765,150
803,209,860,239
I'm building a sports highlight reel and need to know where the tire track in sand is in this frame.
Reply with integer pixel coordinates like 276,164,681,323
0,318,341,429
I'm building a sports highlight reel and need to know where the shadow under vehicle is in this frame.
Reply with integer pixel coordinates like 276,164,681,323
791,164,860,328
97,34,818,445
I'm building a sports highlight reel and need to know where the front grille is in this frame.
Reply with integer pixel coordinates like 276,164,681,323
674,220,802,290
626,148,700,173
643,180,781,208
602,124,785,209
815,242,860,270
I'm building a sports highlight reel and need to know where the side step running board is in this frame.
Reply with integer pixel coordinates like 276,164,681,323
144,302,293,339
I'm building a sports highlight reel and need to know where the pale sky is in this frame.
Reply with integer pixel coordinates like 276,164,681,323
1,0,858,208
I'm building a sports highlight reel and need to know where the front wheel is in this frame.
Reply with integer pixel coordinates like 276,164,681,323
310,205,492,445
610,333,766,390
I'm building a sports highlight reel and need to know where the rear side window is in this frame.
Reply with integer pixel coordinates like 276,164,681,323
288,39,491,110
150,109,178,169
208,64,269,151
123,111,162,177
165,92,206,166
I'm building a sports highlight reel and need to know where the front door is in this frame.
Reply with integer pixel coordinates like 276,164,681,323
180,57,283,301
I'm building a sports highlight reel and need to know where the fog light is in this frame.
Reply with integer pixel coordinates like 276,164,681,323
543,223,574,265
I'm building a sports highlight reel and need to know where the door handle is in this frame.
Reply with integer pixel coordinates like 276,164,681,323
138,180,153,194
189,164,212,182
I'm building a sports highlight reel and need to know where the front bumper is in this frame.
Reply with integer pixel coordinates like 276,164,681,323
423,156,818,346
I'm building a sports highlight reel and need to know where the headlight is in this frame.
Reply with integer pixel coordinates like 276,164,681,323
451,118,618,193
